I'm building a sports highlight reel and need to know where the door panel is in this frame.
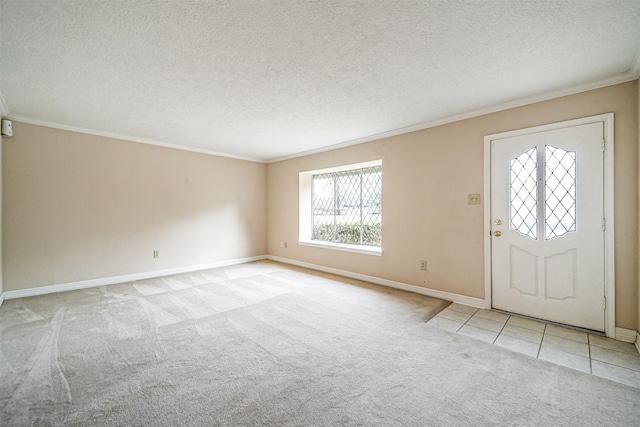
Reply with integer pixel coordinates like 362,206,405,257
490,122,605,331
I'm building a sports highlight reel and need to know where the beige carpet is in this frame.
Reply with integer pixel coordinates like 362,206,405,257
1,260,639,426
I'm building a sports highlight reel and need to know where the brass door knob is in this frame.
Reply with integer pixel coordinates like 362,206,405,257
494,219,502,225
493,231,502,237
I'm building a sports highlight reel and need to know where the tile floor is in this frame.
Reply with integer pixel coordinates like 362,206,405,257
427,303,640,389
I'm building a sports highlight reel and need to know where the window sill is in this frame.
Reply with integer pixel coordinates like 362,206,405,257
298,240,383,256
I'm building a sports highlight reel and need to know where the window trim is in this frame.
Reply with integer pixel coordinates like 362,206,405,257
299,160,383,256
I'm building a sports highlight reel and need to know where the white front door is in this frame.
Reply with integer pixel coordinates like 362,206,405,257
490,121,605,331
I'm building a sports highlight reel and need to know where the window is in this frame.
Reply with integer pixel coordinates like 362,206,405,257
299,160,382,255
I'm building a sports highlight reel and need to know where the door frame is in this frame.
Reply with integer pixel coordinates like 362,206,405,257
483,113,615,337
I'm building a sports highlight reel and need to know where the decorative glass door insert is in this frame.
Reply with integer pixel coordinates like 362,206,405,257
545,146,576,239
510,147,537,239
509,145,577,241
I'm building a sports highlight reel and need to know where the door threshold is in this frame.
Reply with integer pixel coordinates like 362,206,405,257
489,308,606,336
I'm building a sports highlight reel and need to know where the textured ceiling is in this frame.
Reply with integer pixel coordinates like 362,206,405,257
1,1,640,162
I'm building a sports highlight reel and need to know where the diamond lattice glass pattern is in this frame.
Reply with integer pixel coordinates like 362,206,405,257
510,147,538,239
545,146,576,240
312,166,382,246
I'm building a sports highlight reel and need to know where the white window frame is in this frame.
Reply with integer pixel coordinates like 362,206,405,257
299,160,382,256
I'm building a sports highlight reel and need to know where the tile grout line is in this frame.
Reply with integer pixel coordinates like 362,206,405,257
588,334,593,374
454,309,478,333
590,342,640,358
491,315,511,344
592,358,640,373
536,323,547,359
588,344,640,373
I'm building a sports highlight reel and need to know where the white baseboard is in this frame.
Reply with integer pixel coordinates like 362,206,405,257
2,255,267,300
615,327,637,343
636,332,640,355
0,292,4,307
267,255,485,308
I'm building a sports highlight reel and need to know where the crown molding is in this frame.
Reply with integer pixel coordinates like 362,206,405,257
0,92,9,117
4,115,267,163
267,71,639,163
3,67,639,164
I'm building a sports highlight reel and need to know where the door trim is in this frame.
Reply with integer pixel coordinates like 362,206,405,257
483,113,615,337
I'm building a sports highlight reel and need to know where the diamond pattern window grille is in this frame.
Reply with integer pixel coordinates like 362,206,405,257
510,147,538,239
312,166,382,246
545,145,576,240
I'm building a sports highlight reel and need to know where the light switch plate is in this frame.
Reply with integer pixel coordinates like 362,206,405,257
468,194,481,205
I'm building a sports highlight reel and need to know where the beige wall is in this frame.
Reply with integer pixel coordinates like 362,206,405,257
3,122,267,291
267,81,639,330
2,83,638,330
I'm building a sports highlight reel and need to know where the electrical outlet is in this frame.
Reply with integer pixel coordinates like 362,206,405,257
153,250,159,258
420,260,427,271
279,241,287,248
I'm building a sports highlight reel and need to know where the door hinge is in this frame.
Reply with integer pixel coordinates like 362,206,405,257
602,218,606,231
602,138,606,152
603,296,606,310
